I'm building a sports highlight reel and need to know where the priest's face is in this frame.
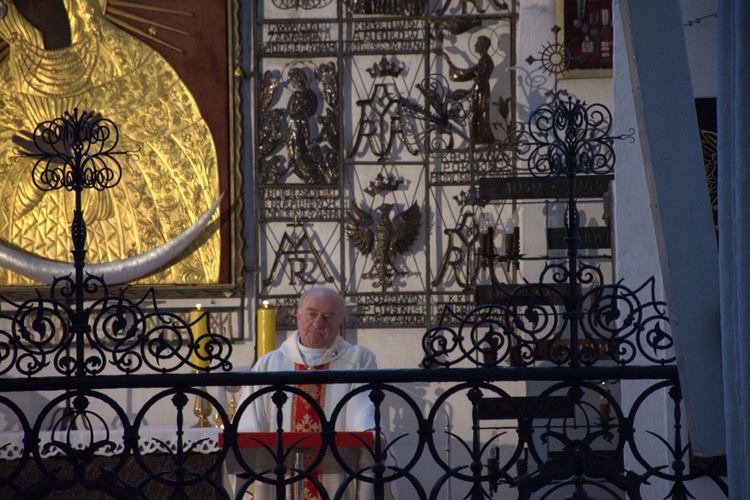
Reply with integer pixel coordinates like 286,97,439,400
296,289,343,349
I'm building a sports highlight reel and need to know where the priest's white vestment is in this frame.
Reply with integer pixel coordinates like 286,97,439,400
236,331,378,499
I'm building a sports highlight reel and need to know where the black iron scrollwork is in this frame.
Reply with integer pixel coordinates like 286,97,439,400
508,95,628,178
420,94,670,369
23,109,124,193
0,110,232,377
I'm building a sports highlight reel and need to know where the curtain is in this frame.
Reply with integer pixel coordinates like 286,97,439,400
718,0,750,495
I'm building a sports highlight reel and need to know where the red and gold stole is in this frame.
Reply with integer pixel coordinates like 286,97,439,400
292,363,329,500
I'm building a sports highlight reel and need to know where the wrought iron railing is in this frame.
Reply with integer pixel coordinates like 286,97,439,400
0,367,727,499
0,103,728,498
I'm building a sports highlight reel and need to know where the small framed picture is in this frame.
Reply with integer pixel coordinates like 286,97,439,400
556,0,614,79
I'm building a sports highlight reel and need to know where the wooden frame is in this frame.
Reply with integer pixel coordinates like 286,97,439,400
555,0,614,79
141,0,245,297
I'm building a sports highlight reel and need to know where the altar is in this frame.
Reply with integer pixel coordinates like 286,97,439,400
223,431,380,500
0,426,222,499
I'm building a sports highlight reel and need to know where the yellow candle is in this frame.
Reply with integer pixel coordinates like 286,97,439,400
190,304,209,369
257,300,277,358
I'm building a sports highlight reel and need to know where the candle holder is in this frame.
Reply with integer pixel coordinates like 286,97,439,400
193,387,213,428
225,385,241,423
500,211,522,271
517,446,529,476
477,211,496,269
487,445,500,494
502,228,522,271
189,305,214,427
477,211,524,273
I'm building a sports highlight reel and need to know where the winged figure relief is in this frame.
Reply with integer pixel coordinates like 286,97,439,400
345,201,422,289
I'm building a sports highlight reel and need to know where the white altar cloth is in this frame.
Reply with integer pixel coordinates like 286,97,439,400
0,425,221,461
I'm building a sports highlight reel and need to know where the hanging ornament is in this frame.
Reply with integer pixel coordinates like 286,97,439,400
574,0,587,28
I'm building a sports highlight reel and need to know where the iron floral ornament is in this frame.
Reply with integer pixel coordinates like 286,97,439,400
345,201,422,290
3,109,221,284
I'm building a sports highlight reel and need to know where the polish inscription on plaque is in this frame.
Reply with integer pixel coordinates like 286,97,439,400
260,22,336,55
431,148,514,186
259,187,341,221
348,293,427,328
347,19,423,54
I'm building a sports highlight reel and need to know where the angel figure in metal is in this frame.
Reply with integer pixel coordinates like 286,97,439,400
285,68,324,184
283,67,339,184
345,202,422,290
435,35,496,145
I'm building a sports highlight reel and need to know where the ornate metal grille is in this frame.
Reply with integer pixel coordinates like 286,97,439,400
252,0,519,328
